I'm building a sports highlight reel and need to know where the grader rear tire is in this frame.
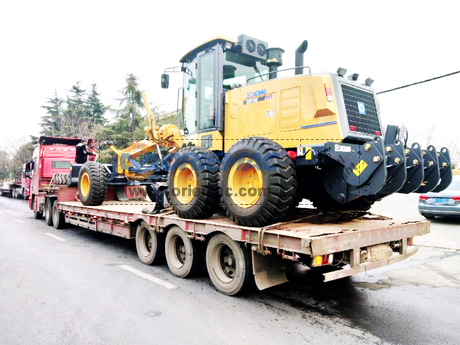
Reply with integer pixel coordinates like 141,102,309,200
168,146,220,219
219,137,297,227
78,162,108,206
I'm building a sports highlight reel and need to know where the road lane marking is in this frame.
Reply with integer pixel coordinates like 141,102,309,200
118,265,177,289
13,218,25,223
44,233,66,242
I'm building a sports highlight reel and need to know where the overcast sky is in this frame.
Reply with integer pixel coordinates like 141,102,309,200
1,0,459,156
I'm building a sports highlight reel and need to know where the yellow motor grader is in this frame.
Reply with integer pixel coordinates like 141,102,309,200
75,34,453,227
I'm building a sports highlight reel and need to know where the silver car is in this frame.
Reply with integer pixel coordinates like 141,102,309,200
419,175,460,219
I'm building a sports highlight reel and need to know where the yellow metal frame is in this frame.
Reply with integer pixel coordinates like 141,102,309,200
106,93,185,181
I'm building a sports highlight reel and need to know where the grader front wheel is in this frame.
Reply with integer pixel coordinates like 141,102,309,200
78,162,108,206
168,146,220,219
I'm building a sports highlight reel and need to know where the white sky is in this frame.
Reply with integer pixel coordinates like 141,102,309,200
1,0,459,156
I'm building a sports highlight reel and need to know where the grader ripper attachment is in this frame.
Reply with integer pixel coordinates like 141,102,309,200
73,34,453,227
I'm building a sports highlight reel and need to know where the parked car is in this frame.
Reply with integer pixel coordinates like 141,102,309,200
419,175,460,219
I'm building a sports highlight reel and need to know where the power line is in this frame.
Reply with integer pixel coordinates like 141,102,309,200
377,70,460,95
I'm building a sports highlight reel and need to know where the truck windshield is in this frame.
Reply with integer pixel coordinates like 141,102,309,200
223,51,269,89
52,161,71,169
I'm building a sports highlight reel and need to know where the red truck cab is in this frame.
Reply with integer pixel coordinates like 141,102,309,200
29,136,85,217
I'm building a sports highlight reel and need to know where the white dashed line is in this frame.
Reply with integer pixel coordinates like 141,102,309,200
44,233,66,242
118,265,177,289
13,218,25,223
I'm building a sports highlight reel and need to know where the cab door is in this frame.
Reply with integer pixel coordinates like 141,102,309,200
197,47,222,133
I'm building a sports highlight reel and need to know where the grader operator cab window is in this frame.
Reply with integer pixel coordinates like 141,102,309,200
223,51,269,88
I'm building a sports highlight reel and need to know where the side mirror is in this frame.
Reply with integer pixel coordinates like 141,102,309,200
161,74,169,89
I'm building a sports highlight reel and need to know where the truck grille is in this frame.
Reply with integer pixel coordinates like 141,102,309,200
341,84,380,135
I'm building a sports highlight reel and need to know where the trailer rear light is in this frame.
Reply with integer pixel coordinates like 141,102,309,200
375,131,381,136
349,125,356,131
312,254,334,267
324,84,333,102
419,195,429,201
407,237,413,246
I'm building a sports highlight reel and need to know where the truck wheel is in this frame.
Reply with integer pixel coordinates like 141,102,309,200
32,197,42,219
52,200,65,229
165,226,204,278
45,198,54,226
78,162,108,206
168,146,220,219
135,221,165,265
220,137,297,226
206,233,254,295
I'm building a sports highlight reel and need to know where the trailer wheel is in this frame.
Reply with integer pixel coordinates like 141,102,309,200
78,162,108,206
52,200,65,229
135,221,165,265
165,226,204,278
45,198,54,226
168,146,220,219
220,137,297,226
206,233,254,295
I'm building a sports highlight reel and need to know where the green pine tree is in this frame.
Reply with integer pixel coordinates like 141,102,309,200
40,91,64,135
85,83,108,125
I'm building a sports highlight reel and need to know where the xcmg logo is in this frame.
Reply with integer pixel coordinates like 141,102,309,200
246,89,267,99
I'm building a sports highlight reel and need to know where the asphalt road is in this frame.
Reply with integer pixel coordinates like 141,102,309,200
1,194,459,345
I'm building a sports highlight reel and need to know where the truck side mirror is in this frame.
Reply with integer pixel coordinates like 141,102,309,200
161,74,169,89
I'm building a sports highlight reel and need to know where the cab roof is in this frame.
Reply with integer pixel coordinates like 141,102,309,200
38,136,83,146
180,36,236,63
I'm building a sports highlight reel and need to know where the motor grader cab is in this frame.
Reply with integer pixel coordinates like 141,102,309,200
158,34,453,226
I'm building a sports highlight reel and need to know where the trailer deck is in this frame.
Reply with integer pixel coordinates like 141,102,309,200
58,200,429,285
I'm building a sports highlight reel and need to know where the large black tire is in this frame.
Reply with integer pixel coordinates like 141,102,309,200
135,221,165,265
219,137,297,227
165,226,204,278
168,146,220,219
206,233,254,295
45,198,54,226
52,200,66,229
78,162,108,206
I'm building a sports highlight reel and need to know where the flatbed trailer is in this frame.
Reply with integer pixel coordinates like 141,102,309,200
39,184,430,295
